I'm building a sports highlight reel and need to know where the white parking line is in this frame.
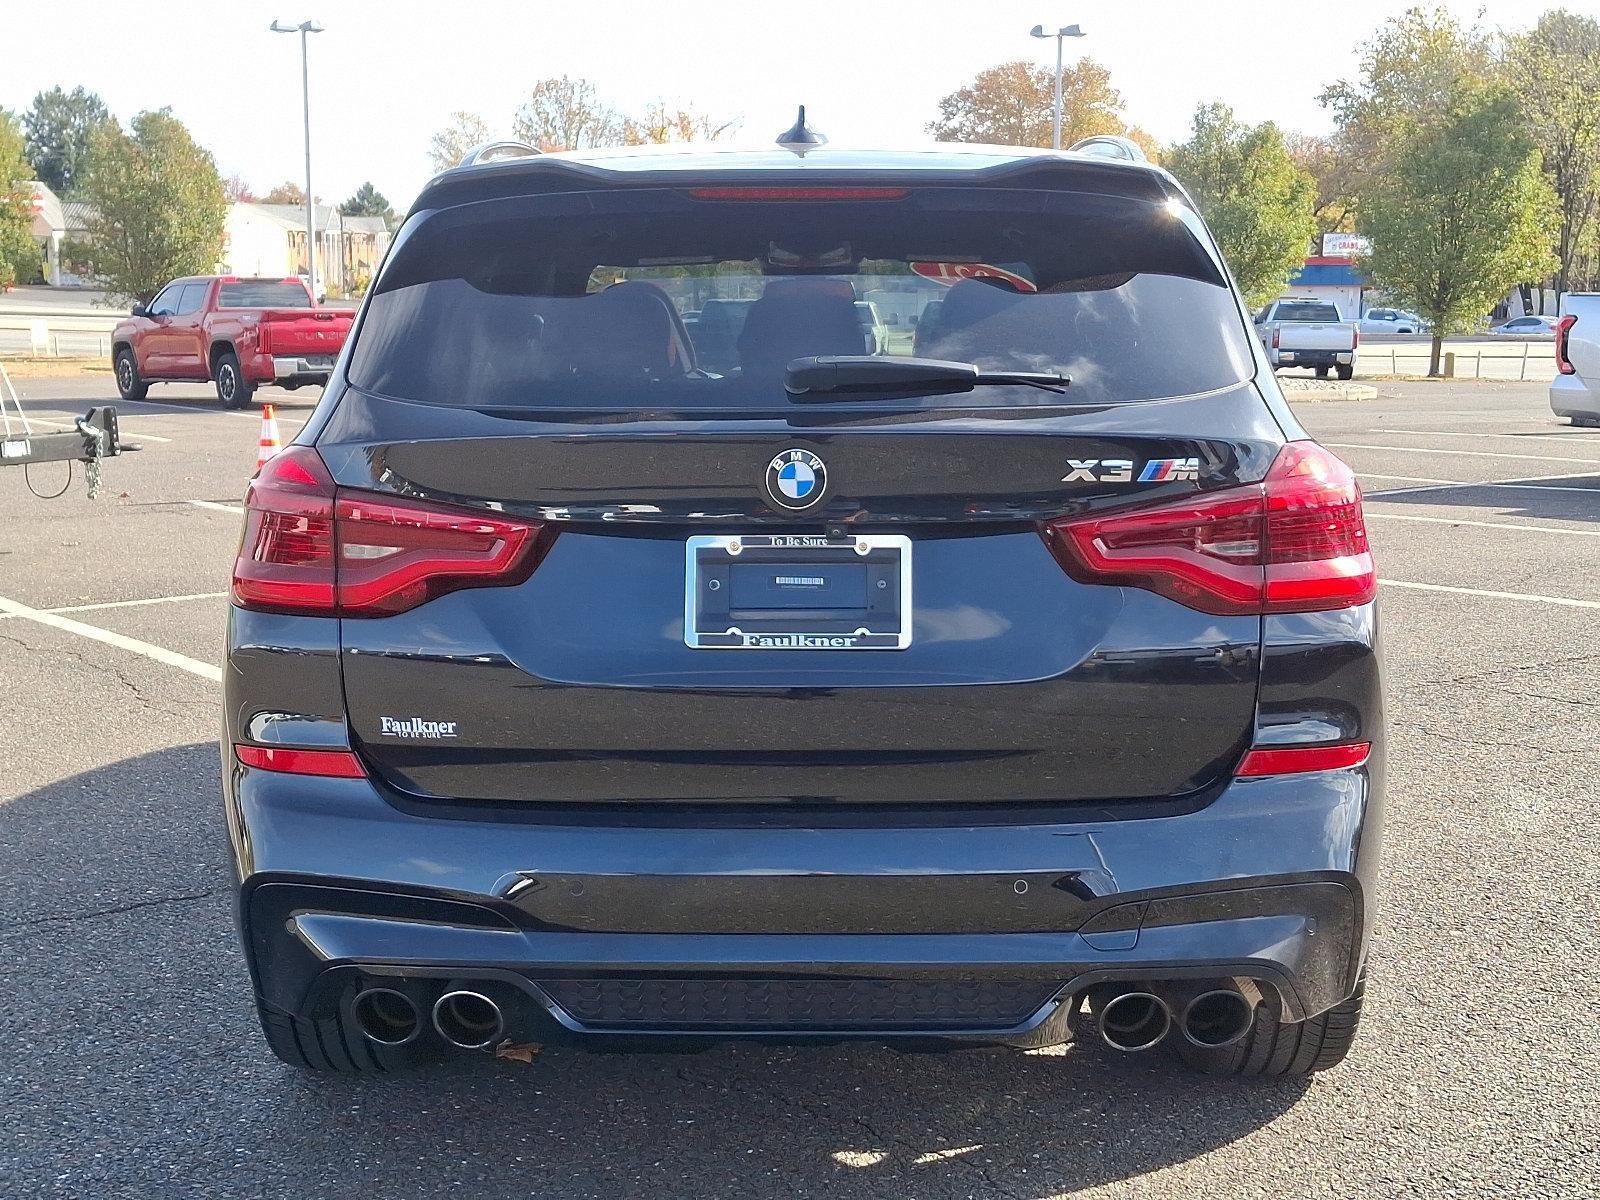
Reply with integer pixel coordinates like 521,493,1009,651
18,416,174,444
0,593,222,681
48,591,228,614
1357,472,1465,485
1325,442,1600,465
1369,428,1600,445
1367,513,1600,538
1379,579,1600,610
188,499,243,514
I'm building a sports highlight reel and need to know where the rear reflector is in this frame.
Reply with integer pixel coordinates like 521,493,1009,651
1555,315,1577,375
231,446,549,617
1236,743,1371,776
1040,440,1375,615
687,186,908,201
235,744,366,777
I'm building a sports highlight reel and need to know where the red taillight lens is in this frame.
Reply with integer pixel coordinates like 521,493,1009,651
231,446,547,616
257,321,274,355
1556,315,1577,375
1040,441,1375,615
687,186,908,201
1351,326,1359,349
1271,327,1280,349
235,744,366,777
1237,742,1371,776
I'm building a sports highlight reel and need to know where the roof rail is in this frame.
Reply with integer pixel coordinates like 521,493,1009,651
1067,135,1149,163
458,140,541,168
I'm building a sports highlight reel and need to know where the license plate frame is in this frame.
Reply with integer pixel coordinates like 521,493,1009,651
684,533,912,650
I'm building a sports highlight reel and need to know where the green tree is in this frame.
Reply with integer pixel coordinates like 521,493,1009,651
22,86,110,197
1506,9,1600,295
1359,86,1556,375
428,111,492,173
81,110,226,304
927,59,1154,151
1164,104,1319,309
0,110,39,288
339,181,394,224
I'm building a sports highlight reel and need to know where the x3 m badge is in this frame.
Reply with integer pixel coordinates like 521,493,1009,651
1062,457,1201,483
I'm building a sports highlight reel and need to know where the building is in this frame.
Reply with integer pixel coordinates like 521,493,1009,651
221,203,391,297
1281,255,1366,318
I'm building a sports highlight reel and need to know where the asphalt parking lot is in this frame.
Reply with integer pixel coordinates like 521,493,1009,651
2,372,1596,1199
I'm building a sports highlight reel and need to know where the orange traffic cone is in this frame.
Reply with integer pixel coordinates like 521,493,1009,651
256,403,282,471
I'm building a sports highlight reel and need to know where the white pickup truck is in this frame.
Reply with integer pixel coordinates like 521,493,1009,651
1552,294,1599,426
1255,298,1359,380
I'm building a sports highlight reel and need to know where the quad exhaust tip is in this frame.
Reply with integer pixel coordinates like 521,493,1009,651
1097,990,1172,1052
1179,988,1255,1048
432,989,505,1050
351,987,422,1046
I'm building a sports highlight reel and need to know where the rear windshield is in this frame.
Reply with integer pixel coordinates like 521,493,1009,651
349,187,1253,410
1274,301,1341,322
218,281,312,308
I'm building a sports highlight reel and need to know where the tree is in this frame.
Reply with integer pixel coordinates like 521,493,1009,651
339,181,395,224
1506,9,1600,296
81,110,226,303
927,58,1146,150
1359,85,1556,375
428,111,492,174
623,102,738,145
1164,104,1319,309
262,181,306,205
512,77,623,151
22,86,110,197
0,110,39,288
222,175,256,203
1285,133,1357,235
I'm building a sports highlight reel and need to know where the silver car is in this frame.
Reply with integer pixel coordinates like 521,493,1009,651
1356,308,1425,335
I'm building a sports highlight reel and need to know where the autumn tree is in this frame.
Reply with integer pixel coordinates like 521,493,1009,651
339,181,395,224
623,102,738,145
0,110,39,288
1285,133,1356,234
81,110,226,303
927,59,1152,151
262,181,307,205
1164,104,1319,309
222,175,256,203
1506,9,1600,295
428,111,492,173
1359,85,1555,375
512,77,623,151
22,86,110,197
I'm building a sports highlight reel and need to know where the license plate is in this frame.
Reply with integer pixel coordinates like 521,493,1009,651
685,534,912,650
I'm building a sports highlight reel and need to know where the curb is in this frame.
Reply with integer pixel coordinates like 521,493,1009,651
1280,383,1379,402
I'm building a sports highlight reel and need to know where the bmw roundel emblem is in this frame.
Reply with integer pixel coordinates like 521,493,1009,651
765,448,827,510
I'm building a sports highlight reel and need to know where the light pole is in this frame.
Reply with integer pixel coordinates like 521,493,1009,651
1030,23,1086,150
270,19,324,297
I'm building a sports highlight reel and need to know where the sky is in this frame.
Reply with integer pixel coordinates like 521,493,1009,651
3,0,1582,211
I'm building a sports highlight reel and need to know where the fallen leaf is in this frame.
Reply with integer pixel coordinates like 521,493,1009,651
494,1039,543,1064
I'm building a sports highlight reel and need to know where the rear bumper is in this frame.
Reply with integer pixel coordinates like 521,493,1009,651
227,763,1382,1038
270,354,333,382
1272,349,1353,367
1550,373,1597,420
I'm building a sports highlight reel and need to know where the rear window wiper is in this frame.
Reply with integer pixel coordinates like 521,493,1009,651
785,356,1070,400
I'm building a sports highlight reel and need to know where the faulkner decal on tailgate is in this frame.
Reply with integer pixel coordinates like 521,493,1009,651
1062,457,1201,483
379,716,460,739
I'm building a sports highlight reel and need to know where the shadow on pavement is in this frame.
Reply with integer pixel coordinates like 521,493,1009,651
1,745,1309,1197
1367,475,1600,526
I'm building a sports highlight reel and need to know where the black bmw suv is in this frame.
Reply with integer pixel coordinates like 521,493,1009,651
223,131,1382,1077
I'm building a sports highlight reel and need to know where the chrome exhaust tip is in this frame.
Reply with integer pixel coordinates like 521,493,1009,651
1097,990,1172,1052
1179,988,1254,1048
431,989,505,1050
351,987,422,1046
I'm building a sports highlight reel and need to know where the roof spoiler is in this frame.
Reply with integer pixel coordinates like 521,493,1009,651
458,140,542,168
1067,135,1149,163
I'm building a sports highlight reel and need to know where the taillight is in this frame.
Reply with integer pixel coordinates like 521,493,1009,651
1271,327,1280,349
231,445,548,616
687,186,907,200
257,321,273,355
1556,315,1577,375
1237,742,1370,777
235,744,366,777
1351,326,1360,349
1040,441,1375,615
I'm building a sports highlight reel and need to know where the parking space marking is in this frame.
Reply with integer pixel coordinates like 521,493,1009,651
1370,428,1600,445
0,592,222,681
1380,579,1600,610
188,499,244,514
1358,472,1465,485
17,415,174,443
46,591,228,614
1325,442,1600,465
1367,513,1600,538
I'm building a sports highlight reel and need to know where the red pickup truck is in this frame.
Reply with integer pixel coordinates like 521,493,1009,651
112,276,353,408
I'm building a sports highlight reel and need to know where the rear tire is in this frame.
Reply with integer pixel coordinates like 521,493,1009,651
1335,364,1354,381
1313,365,1329,379
114,348,148,401
1172,978,1365,1077
253,986,439,1075
215,351,256,409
